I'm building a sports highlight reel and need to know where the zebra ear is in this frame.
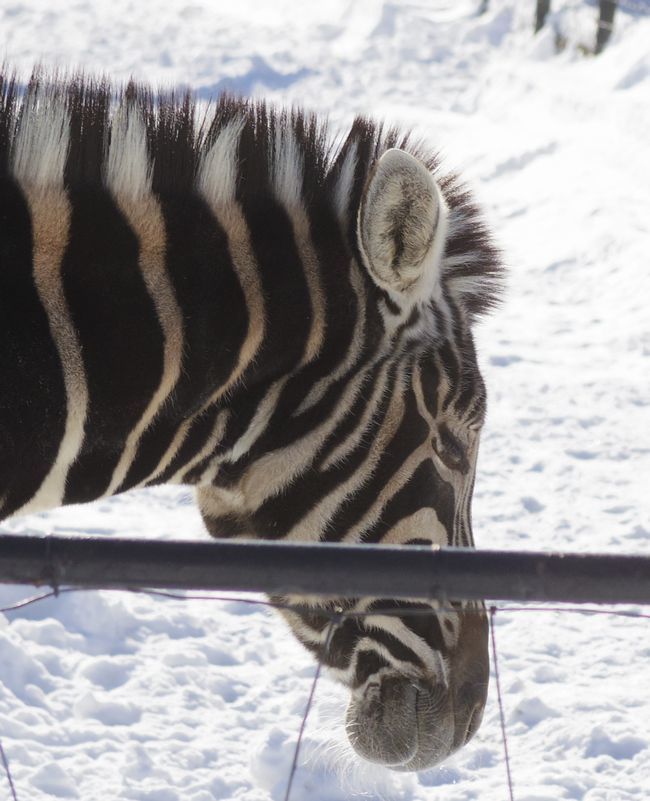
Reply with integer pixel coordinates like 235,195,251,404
357,149,447,298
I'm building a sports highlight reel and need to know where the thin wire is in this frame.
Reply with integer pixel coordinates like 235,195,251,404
3,586,650,621
0,587,77,613
0,737,18,801
489,606,515,801
283,616,338,801
496,604,650,620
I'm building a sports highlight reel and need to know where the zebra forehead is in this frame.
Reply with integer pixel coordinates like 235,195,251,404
0,67,503,318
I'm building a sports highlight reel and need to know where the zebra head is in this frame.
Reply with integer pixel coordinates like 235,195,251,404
198,140,499,771
260,149,494,771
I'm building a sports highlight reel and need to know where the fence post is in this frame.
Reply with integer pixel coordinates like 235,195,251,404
535,0,551,32
595,0,618,54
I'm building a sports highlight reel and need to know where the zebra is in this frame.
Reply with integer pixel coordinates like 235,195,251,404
0,70,502,772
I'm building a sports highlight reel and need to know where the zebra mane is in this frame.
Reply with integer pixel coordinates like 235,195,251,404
0,68,502,319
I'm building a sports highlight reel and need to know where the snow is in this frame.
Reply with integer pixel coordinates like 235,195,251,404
1,1,649,799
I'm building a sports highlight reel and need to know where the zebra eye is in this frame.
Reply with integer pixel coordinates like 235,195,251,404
433,425,468,472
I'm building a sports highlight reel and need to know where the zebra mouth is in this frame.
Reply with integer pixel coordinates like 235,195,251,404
344,664,490,772
346,677,421,767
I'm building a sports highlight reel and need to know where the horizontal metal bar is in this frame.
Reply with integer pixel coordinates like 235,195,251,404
0,534,649,605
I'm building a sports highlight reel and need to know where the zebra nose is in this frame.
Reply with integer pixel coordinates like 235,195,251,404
346,677,419,766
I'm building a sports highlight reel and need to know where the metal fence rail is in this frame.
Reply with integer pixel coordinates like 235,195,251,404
1,534,649,605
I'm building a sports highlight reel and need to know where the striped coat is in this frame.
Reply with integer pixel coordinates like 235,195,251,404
0,71,502,771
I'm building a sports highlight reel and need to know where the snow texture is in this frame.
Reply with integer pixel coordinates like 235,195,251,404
1,1,649,799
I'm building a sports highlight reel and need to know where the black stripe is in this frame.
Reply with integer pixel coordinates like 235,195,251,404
365,599,448,654
362,458,455,544
122,192,248,489
65,77,110,189
321,381,429,542
358,624,425,668
353,650,391,687
420,357,442,419
214,260,381,486
235,199,312,385
202,512,249,539
62,188,164,503
151,409,219,485
454,329,485,417
0,179,67,515
246,360,395,539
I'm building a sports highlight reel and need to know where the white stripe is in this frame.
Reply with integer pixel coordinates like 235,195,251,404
104,102,152,200
197,118,245,208
13,189,88,516
174,410,229,485
228,378,288,464
332,141,358,225
11,92,89,517
12,85,70,189
197,121,266,409
104,109,184,497
272,126,303,211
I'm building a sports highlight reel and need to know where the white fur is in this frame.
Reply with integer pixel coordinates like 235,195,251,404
349,638,422,681
332,140,358,225
9,87,82,516
241,354,385,517
197,117,245,207
12,87,70,190
272,126,304,209
136,419,192,487
197,126,266,410
105,103,152,200
319,358,391,472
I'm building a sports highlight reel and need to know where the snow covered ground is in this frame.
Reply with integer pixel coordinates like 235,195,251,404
1,1,649,799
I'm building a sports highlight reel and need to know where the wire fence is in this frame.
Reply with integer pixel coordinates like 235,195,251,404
1,579,649,801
